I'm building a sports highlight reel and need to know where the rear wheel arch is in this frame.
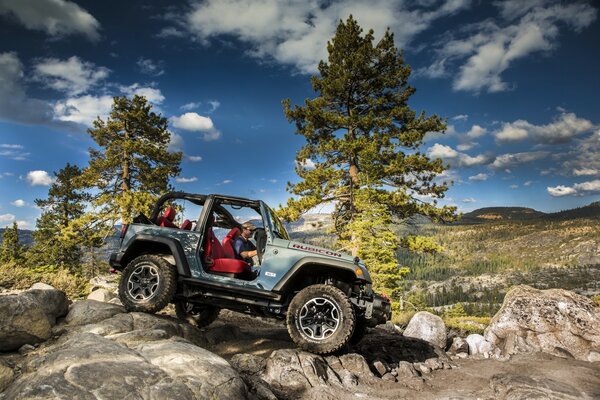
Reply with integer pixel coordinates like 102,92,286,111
121,236,191,277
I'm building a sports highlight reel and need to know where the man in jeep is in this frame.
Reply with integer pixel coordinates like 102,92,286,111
235,221,259,265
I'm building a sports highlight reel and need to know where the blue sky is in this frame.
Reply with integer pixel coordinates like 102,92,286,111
0,0,599,229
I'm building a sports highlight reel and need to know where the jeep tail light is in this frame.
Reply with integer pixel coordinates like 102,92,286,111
120,224,128,239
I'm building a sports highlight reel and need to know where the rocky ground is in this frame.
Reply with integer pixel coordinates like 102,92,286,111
1,284,599,399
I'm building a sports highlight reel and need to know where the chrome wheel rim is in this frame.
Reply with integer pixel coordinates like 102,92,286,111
127,263,160,300
298,297,340,340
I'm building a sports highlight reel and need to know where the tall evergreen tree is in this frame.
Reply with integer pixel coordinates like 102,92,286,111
280,16,456,298
27,164,90,271
78,95,182,228
0,222,25,264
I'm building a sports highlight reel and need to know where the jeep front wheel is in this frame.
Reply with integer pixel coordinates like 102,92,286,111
175,301,220,328
286,284,355,355
118,254,176,313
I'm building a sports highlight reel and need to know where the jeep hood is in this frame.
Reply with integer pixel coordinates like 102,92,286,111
286,241,356,263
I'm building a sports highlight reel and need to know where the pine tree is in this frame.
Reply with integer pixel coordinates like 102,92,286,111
78,95,182,229
0,222,25,264
280,16,456,298
27,164,90,271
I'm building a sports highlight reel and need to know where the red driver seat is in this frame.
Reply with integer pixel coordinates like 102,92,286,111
222,227,241,259
202,218,252,278
157,206,178,228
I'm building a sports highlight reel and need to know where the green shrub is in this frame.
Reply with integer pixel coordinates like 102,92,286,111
444,316,491,336
0,262,89,299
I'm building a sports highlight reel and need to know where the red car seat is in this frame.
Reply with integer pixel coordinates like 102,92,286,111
157,206,178,228
202,218,252,278
222,227,241,258
181,219,193,230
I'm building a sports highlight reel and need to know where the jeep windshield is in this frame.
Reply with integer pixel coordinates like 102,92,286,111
265,205,290,240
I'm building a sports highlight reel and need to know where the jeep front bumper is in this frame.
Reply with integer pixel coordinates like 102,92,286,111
366,293,391,327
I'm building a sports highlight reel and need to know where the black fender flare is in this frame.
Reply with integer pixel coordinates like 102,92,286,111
121,234,191,277
273,256,370,294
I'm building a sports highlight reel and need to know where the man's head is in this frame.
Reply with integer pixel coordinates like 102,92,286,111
241,222,255,238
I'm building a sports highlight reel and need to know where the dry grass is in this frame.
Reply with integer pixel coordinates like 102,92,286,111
0,262,89,299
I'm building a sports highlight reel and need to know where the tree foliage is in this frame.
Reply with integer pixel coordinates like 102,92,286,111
280,16,455,297
78,95,182,228
0,222,26,264
27,164,91,272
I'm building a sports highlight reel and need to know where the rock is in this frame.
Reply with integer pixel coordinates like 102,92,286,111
64,300,125,326
403,311,447,349
230,353,267,375
108,297,123,306
87,288,115,303
490,373,585,400
0,293,52,351
456,352,468,359
449,336,469,354
18,344,35,355
484,285,600,361
0,362,13,392
394,361,418,379
261,349,343,398
337,353,375,381
414,362,431,374
205,324,242,345
372,360,388,376
466,333,494,356
424,357,443,371
382,372,396,382
135,338,247,400
25,285,69,325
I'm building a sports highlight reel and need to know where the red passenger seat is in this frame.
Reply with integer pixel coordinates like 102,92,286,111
181,219,193,230
202,217,252,278
157,206,178,228
222,227,241,259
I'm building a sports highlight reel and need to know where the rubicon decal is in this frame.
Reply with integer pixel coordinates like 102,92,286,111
291,243,343,258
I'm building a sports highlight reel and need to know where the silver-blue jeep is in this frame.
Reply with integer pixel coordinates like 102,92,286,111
110,192,391,354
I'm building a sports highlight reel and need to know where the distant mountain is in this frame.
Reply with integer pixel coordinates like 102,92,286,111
460,202,600,224
0,228,34,247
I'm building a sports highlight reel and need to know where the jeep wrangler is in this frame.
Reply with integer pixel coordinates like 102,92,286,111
110,192,391,355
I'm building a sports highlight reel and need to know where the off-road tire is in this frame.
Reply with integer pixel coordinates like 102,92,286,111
349,316,368,345
175,301,220,328
118,254,176,313
286,284,356,355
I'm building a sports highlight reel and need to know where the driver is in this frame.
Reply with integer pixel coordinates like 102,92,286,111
234,222,259,265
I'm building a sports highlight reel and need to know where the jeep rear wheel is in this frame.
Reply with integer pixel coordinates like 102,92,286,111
118,254,176,313
175,301,220,328
286,284,355,355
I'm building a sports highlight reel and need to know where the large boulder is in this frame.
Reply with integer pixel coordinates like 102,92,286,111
0,285,69,352
484,285,600,361
0,362,13,392
466,333,494,356
403,311,447,349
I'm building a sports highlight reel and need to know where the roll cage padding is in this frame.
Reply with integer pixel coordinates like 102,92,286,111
122,235,191,277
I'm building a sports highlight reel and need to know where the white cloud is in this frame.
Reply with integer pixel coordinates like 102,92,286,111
452,114,468,121
469,173,488,181
119,83,165,105
222,179,232,184
26,170,54,186
175,176,198,183
0,143,30,160
427,143,490,167
15,220,31,229
0,52,76,129
53,94,113,126
495,112,594,144
426,1,597,93
186,155,203,162
0,144,23,149
167,132,184,153
466,124,486,138
296,158,316,170
0,213,15,224
461,197,476,203
32,56,109,96
547,179,600,197
171,112,221,141
180,102,201,111
268,179,277,183
11,199,26,207
207,100,220,113
456,142,477,151
573,168,598,177
491,151,548,169
509,184,519,189
523,180,533,186
0,0,100,40
177,0,471,74
137,57,165,77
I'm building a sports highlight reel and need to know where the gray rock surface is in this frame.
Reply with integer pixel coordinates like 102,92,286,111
449,336,469,354
403,311,447,349
0,285,69,351
87,288,115,303
0,363,12,393
490,373,585,400
484,285,600,361
64,300,125,326
466,333,494,356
